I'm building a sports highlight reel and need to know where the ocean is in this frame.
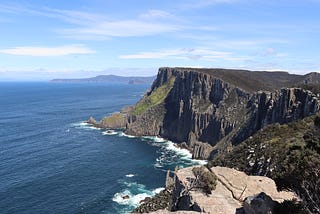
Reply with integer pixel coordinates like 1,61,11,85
0,82,205,214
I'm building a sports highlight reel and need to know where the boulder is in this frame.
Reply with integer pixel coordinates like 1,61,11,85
243,192,277,214
122,195,130,200
87,116,97,125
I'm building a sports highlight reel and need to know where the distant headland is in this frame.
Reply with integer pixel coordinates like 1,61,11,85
50,74,156,84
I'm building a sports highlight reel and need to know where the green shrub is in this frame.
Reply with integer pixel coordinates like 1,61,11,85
192,166,217,194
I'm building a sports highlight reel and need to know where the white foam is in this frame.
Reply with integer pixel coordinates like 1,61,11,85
152,187,165,194
154,163,163,168
119,132,137,138
142,136,166,143
102,130,118,135
165,141,192,159
78,122,88,126
113,190,148,206
72,121,101,130
112,183,163,208
148,138,208,167
191,159,208,165
125,174,135,178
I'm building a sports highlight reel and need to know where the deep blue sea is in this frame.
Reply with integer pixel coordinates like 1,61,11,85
0,82,204,214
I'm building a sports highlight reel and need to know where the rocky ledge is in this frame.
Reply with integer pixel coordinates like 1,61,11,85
137,166,297,214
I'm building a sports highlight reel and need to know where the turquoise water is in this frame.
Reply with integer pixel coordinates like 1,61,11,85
0,82,204,214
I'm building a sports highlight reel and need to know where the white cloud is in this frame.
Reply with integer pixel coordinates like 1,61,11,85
44,8,181,39
119,48,251,62
0,45,95,56
58,20,180,38
139,10,173,19
0,4,182,39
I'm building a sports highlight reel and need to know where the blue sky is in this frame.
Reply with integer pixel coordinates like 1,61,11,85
0,0,319,80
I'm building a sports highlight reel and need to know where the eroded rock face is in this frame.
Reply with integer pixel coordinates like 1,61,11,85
170,166,296,214
125,68,320,159
243,192,277,214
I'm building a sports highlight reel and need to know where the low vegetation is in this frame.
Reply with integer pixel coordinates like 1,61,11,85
192,166,217,194
101,113,126,127
295,83,320,95
133,77,175,115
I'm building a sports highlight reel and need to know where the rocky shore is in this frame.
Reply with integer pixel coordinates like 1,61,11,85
132,188,173,213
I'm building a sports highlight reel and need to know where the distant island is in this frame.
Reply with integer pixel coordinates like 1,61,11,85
50,75,156,84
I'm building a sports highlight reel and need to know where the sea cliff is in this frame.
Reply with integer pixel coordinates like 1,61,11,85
119,67,320,159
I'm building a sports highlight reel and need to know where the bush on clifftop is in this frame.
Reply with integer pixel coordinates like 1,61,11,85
192,166,217,194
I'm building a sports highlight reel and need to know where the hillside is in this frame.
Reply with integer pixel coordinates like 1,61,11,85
51,74,155,84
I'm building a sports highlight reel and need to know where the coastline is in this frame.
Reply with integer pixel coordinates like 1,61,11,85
82,120,207,212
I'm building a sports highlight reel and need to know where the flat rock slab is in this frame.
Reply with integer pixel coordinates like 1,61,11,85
174,166,297,214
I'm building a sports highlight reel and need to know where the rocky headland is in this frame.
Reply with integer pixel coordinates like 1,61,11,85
95,67,320,160
90,67,320,213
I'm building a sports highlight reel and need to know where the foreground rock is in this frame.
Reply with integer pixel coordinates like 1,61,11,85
145,166,296,214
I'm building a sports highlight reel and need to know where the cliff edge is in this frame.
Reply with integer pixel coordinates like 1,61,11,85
122,67,319,159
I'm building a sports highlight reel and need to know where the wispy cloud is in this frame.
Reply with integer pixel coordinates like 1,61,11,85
178,0,238,10
0,4,183,39
58,20,180,39
139,9,174,19
119,48,250,61
0,45,95,56
52,9,182,39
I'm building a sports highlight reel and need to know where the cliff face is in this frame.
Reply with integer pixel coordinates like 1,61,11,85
125,68,320,159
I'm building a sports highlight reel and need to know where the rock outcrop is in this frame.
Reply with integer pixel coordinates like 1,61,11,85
87,106,133,128
171,166,296,214
132,188,172,213
243,192,277,214
124,68,320,159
